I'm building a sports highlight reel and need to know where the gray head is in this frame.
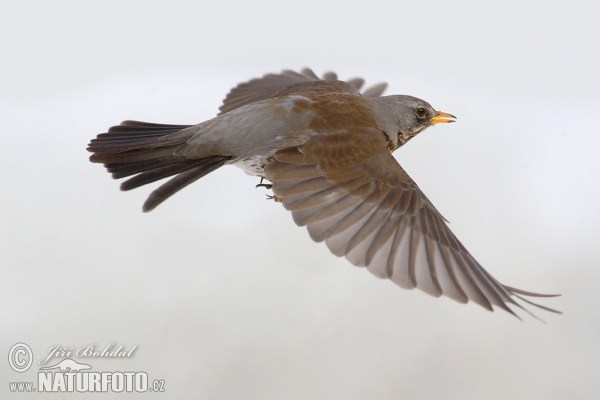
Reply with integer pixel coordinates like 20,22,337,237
369,95,456,150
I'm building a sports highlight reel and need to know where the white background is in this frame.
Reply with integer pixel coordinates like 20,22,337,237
1,1,599,398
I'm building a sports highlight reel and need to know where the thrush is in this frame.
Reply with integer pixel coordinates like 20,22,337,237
87,68,560,318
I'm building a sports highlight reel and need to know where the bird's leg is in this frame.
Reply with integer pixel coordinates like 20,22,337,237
255,177,273,190
255,177,280,202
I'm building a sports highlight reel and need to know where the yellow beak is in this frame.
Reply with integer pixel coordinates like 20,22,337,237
430,111,457,124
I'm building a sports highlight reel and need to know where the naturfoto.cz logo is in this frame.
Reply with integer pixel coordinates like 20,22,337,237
7,343,165,394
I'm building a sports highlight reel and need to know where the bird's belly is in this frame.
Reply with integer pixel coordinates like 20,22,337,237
231,155,271,176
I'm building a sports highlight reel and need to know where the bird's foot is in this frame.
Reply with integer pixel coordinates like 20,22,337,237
255,177,273,190
266,194,282,203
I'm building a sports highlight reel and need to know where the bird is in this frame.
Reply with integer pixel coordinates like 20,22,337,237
87,68,560,319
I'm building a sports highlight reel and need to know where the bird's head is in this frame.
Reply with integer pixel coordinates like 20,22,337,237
371,95,456,150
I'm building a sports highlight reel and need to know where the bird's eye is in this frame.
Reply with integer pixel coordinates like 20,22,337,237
416,107,427,119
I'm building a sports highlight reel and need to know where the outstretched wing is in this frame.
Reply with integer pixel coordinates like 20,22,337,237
264,129,560,318
219,68,388,115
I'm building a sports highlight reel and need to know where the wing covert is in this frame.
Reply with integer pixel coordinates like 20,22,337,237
219,68,388,115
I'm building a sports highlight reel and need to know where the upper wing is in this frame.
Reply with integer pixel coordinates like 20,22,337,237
219,68,388,115
264,129,560,318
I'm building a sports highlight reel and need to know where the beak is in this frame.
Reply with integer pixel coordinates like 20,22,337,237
430,111,456,124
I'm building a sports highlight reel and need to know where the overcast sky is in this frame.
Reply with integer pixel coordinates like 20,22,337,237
1,1,599,399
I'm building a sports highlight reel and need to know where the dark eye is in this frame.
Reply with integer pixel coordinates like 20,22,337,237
416,107,427,119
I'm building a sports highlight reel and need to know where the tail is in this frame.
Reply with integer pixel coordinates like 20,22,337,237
87,120,231,212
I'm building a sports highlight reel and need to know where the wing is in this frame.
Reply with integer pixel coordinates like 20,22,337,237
219,68,388,115
263,129,560,318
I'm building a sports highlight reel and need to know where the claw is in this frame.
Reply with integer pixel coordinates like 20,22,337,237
256,177,273,190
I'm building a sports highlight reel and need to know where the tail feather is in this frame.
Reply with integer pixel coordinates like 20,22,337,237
117,120,191,130
143,159,228,212
120,157,226,191
88,121,231,211
90,147,185,164
90,135,179,149
107,158,183,178
88,121,192,155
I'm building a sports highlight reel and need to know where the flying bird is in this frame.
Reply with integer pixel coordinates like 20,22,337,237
87,68,560,318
